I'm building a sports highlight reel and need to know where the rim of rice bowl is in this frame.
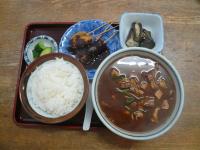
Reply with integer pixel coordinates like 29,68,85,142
26,57,84,118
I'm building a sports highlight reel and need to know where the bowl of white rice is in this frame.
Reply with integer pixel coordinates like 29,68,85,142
19,53,89,124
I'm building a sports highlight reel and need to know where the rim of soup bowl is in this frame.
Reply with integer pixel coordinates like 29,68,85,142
92,47,184,140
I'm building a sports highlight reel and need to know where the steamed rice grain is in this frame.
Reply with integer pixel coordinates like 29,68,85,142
26,58,84,118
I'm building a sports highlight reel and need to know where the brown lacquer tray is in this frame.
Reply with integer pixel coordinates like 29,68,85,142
13,22,112,129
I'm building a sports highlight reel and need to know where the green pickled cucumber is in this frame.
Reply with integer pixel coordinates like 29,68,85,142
35,41,46,51
32,41,46,58
32,49,40,58
40,47,52,56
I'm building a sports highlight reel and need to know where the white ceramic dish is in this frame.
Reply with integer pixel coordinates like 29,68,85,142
92,47,184,140
120,12,164,53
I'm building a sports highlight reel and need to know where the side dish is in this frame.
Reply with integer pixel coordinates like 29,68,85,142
69,32,109,67
67,24,119,69
24,35,58,64
126,22,155,49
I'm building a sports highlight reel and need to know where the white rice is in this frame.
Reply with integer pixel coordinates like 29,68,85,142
26,58,84,118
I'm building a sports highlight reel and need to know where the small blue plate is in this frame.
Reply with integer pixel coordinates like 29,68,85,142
59,19,121,79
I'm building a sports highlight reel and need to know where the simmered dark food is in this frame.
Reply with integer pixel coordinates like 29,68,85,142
69,32,110,69
98,56,176,132
126,22,155,49
70,32,93,50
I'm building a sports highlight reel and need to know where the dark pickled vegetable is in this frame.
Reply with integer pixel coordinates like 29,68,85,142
126,22,155,49
126,22,142,47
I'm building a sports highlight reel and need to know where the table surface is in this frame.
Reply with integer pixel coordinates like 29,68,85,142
0,0,200,149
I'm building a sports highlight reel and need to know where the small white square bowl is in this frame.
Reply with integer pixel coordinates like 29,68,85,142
120,12,164,53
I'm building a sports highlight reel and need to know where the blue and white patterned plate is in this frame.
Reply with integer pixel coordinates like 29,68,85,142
24,35,58,64
59,19,121,79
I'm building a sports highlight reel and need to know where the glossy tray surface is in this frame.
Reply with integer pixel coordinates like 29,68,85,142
13,22,108,128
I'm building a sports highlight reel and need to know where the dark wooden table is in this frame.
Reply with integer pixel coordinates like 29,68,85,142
0,0,200,149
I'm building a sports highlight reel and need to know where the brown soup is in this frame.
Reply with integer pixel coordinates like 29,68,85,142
98,55,176,132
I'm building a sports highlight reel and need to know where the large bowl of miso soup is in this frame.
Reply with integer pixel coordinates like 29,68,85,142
92,47,184,140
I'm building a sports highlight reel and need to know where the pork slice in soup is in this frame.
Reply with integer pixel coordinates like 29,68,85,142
98,56,176,132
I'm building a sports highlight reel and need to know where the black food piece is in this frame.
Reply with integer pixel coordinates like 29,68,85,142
140,29,155,49
125,22,155,49
70,32,93,51
125,22,142,47
69,36,109,65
